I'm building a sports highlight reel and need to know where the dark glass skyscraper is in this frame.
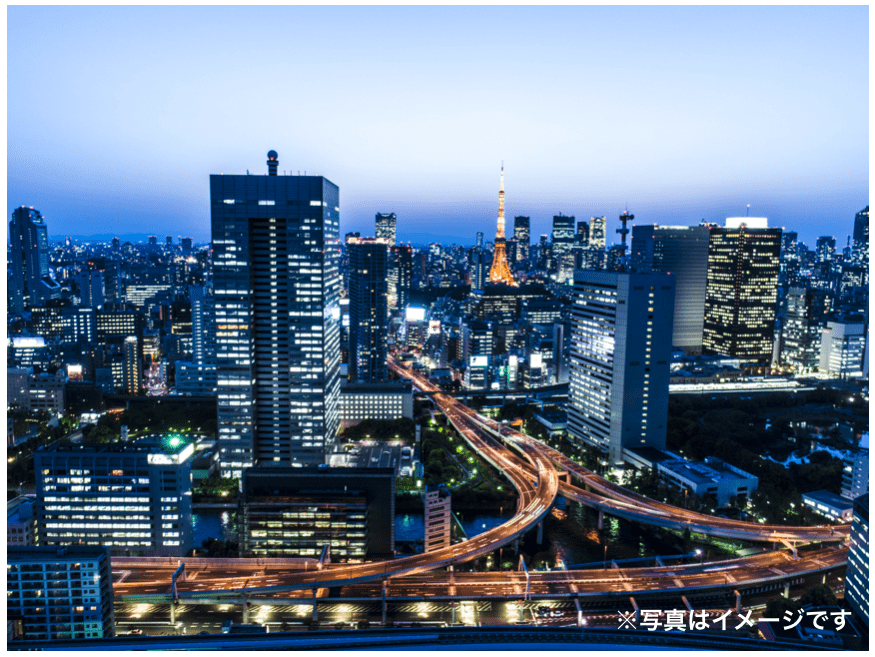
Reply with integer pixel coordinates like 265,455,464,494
9,206,59,313
631,225,710,354
389,245,412,312
211,151,341,475
853,206,868,269
703,219,781,364
347,237,390,382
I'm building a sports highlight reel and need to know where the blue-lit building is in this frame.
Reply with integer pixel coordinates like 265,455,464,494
567,271,675,466
845,494,868,628
9,206,60,313
7,545,115,641
211,151,341,475
347,237,390,383
34,436,194,557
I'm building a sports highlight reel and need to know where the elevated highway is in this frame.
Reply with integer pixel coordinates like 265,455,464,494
393,359,848,544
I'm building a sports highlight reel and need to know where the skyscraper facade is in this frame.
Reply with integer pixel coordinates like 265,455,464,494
845,494,869,628
631,225,710,353
211,151,341,475
513,216,530,264
702,219,781,364
388,245,412,312
123,336,140,394
587,216,606,269
9,206,59,313
189,285,217,365
567,271,675,465
853,206,868,269
779,286,831,372
347,237,390,382
375,212,397,245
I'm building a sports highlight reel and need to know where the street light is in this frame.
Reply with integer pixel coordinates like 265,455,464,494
603,545,608,570
695,548,702,564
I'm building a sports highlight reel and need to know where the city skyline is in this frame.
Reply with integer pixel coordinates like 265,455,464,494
8,6,868,248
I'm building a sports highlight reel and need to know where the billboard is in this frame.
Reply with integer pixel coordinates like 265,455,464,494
406,307,426,322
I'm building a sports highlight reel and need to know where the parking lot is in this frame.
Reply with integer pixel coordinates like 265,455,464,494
327,443,418,477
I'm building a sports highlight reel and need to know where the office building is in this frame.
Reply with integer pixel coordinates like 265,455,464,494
780,287,831,372
845,494,869,628
123,336,140,394
657,455,758,507
567,271,675,465
423,484,452,553
388,245,412,312
576,220,589,246
852,206,868,268
819,320,866,378
514,216,530,264
841,434,868,501
816,235,836,263
7,496,38,546
189,285,216,365
239,467,395,561
34,437,194,557
631,225,710,353
7,545,115,640
801,489,853,522
375,212,397,245
551,213,575,262
180,237,193,254
211,151,341,475
702,218,781,364
174,361,218,396
339,380,414,424
347,237,390,383
9,206,60,313
76,270,105,308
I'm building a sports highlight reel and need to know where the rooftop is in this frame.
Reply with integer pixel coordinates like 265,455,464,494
660,457,752,485
802,489,853,510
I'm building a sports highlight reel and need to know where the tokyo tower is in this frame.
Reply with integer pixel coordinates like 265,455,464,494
488,166,517,286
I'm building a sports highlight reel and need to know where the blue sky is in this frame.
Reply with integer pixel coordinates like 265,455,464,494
7,6,868,247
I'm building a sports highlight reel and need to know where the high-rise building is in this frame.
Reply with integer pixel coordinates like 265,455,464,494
7,545,115,640
587,216,606,269
180,237,193,254
9,206,60,313
239,467,395,561
375,212,397,245
552,213,575,254
211,151,341,475
513,216,530,264
476,232,484,249
76,270,105,308
780,287,831,372
189,285,216,365
567,271,675,465
845,494,869,628
388,245,412,312
111,236,121,252
702,218,781,364
488,167,516,286
852,206,868,268
841,435,868,501
347,237,390,383
819,320,866,378
815,235,836,263
35,438,194,557
576,220,590,246
631,225,711,354
123,336,140,394
423,484,452,552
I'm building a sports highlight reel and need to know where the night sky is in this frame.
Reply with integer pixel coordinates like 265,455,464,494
7,6,869,247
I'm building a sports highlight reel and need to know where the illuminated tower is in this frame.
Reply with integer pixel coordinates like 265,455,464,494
488,167,517,286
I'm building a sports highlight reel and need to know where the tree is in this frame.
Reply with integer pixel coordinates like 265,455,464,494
765,596,800,619
799,583,838,608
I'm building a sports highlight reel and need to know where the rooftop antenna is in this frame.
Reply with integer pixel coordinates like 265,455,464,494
617,209,633,272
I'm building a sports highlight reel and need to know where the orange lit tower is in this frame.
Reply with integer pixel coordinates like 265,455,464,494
488,166,517,286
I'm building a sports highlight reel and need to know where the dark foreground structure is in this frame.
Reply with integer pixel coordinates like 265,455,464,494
8,626,842,651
